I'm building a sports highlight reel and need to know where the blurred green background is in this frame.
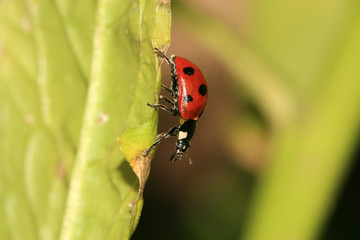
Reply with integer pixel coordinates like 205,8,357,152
133,0,360,239
1,0,360,239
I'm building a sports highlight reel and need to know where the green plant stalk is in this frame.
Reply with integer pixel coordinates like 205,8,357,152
243,14,360,240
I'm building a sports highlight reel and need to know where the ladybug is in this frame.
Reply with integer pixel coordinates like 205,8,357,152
143,48,208,162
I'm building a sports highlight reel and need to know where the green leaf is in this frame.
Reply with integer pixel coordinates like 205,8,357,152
0,0,170,239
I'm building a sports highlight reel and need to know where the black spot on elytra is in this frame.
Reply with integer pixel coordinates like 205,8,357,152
183,95,193,102
198,84,207,96
183,67,194,75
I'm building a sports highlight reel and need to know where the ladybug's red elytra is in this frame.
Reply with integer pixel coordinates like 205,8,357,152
143,48,208,162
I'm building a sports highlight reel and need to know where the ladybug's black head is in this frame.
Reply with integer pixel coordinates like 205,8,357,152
176,139,191,153
170,139,191,162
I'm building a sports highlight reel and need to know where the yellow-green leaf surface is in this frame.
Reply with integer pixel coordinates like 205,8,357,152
0,0,170,239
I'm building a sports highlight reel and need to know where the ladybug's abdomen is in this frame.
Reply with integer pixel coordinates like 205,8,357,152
174,57,208,120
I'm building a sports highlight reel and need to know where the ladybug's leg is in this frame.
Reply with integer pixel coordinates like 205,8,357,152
159,95,175,106
170,153,180,163
143,125,180,157
154,48,173,67
159,95,179,114
147,103,178,116
161,84,174,94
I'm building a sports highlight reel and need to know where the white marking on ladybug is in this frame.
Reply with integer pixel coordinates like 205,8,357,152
178,131,188,140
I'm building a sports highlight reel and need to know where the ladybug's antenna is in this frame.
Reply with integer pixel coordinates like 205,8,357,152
184,154,193,165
